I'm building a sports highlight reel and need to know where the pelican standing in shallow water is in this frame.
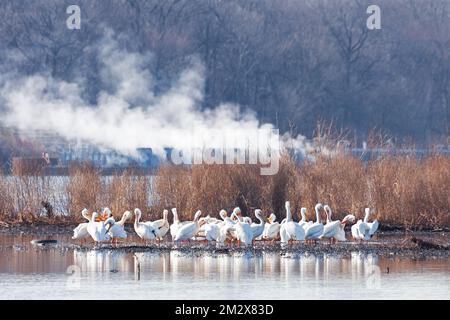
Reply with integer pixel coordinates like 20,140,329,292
365,208,379,237
203,217,221,242
320,205,356,243
352,208,379,241
298,207,313,231
134,208,157,243
233,208,253,246
250,209,265,242
217,209,233,227
261,213,281,240
146,209,170,241
72,208,91,242
170,208,190,240
108,210,132,243
173,210,202,242
304,203,324,244
334,214,356,241
87,212,115,243
217,209,238,244
196,215,215,238
280,201,305,245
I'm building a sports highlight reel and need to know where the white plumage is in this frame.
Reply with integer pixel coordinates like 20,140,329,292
174,210,202,241
250,209,265,240
146,209,170,240
87,212,114,242
108,210,132,240
262,213,281,240
134,208,157,241
234,212,254,246
320,205,355,241
280,201,305,243
352,208,379,240
72,208,91,240
304,203,324,240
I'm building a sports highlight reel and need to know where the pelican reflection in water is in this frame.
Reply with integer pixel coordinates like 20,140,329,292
71,250,381,288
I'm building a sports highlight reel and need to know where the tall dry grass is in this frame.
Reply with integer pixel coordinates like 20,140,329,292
152,156,299,221
152,153,450,229
0,167,66,222
66,163,103,219
0,154,449,229
367,155,450,229
66,164,152,222
0,170,14,219
105,171,150,220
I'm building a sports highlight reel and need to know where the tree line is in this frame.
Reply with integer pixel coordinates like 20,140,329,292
0,0,449,148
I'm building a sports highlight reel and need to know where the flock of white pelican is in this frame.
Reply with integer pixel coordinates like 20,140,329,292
72,201,379,247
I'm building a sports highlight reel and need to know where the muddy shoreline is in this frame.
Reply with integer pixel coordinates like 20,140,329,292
1,224,449,259
69,240,450,259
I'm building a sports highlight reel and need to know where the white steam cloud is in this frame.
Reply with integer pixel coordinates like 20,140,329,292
0,32,315,163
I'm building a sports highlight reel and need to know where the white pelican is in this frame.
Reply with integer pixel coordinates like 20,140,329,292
173,210,202,242
204,214,221,225
233,208,253,246
87,212,114,242
146,209,170,240
72,208,91,241
352,208,379,240
203,217,221,242
218,209,236,227
365,208,379,237
320,205,355,242
197,215,219,237
280,201,305,244
108,210,132,242
134,208,157,242
334,214,356,241
169,208,190,240
217,209,238,244
351,219,365,240
304,203,324,243
206,210,228,239
298,207,313,231
196,216,209,238
250,209,265,240
262,213,281,240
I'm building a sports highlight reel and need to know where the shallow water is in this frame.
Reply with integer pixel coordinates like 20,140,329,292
0,234,449,299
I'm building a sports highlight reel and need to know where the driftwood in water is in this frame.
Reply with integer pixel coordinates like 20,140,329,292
30,239,58,246
410,237,449,250
0,221,10,228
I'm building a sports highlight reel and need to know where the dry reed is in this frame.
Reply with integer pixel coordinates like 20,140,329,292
0,154,449,229
152,153,450,229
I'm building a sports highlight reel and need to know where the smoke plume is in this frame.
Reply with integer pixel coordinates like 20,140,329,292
0,32,314,162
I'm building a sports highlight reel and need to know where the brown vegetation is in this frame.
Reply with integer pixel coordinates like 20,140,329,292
0,154,449,229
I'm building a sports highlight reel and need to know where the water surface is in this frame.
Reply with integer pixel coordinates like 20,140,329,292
0,234,449,299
